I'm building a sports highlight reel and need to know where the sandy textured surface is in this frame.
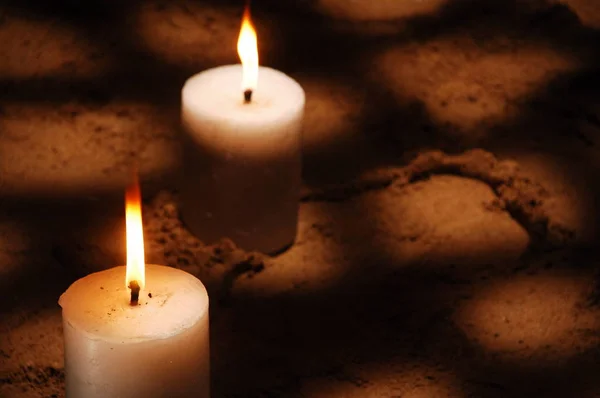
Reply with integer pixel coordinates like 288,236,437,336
2,0,600,397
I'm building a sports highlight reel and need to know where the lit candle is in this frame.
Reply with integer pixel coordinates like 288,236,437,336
59,176,210,398
179,5,305,254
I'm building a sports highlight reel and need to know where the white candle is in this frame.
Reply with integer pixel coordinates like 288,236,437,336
179,8,305,254
59,265,209,398
59,176,210,398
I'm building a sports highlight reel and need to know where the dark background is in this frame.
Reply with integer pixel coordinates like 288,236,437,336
1,0,600,397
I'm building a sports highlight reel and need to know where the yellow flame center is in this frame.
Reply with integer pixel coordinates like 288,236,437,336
237,7,259,93
125,174,145,292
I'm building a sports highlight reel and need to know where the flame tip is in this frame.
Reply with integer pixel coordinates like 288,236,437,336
237,2,259,93
125,171,145,294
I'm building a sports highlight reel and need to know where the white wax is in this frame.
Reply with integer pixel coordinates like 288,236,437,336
180,64,305,254
59,264,209,398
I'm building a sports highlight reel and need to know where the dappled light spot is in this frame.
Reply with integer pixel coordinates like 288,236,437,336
375,175,530,268
373,38,577,139
235,174,530,297
0,13,111,79
301,364,463,398
560,0,600,28
495,151,597,245
455,273,599,358
428,80,505,138
0,308,64,371
315,0,448,21
0,103,178,197
134,1,240,69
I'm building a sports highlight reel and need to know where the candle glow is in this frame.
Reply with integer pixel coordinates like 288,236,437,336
60,174,210,398
237,5,259,96
180,1,305,253
125,175,145,296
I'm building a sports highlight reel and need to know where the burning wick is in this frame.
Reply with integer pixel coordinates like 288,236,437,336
125,170,145,307
238,2,257,105
244,89,253,103
129,280,140,305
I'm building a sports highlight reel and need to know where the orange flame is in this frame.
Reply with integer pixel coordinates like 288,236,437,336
125,173,145,292
237,4,259,93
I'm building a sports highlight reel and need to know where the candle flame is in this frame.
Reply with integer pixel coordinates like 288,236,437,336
237,5,258,94
125,173,145,293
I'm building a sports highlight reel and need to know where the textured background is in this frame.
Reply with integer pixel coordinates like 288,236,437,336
2,0,600,397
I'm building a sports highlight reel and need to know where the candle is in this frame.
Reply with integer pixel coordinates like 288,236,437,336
179,6,305,254
59,177,210,398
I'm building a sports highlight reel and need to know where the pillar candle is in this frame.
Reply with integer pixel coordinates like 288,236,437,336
180,64,305,254
59,264,209,398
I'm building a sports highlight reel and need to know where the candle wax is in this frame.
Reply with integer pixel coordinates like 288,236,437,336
59,264,209,398
180,64,305,254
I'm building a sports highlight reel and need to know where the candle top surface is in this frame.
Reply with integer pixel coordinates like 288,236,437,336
182,65,305,127
59,264,208,343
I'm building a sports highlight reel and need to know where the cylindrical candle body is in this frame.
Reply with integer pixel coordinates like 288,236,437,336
180,65,305,254
59,264,209,398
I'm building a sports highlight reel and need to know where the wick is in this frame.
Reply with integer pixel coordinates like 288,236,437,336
244,89,253,104
129,280,140,306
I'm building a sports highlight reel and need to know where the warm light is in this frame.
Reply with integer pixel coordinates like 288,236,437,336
125,173,145,293
237,5,259,94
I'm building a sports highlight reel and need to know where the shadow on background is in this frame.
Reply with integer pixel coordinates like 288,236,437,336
212,251,600,397
1,0,600,397
1,0,598,185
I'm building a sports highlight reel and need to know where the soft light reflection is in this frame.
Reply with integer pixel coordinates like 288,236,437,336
315,0,448,21
0,14,109,78
454,274,598,357
302,364,462,397
0,104,178,197
372,176,529,268
373,39,576,138
134,2,235,67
